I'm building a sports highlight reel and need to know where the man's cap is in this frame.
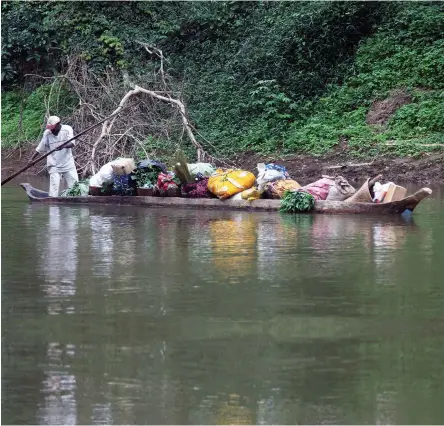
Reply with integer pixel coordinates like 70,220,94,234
46,116,61,130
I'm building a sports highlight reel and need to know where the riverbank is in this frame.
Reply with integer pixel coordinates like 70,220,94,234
2,147,443,185
234,151,444,185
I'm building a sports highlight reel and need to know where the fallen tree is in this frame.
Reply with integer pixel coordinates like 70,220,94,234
23,47,231,177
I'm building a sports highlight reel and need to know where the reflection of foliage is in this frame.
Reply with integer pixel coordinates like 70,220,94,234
280,213,314,229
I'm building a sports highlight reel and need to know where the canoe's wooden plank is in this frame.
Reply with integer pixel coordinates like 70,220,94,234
19,183,432,215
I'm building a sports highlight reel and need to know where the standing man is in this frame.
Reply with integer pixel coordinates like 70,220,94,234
29,116,79,197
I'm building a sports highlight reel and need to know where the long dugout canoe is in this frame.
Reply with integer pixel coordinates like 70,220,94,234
20,183,432,215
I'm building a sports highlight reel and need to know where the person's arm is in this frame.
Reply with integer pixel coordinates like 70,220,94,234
57,125,75,150
28,133,48,164
56,142,74,150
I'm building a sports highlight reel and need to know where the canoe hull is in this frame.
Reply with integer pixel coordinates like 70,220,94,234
19,183,432,215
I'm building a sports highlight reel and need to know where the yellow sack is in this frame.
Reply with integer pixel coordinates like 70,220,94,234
266,179,301,199
240,187,262,201
208,169,256,200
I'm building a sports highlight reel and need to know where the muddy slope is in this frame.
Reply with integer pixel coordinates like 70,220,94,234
235,152,444,185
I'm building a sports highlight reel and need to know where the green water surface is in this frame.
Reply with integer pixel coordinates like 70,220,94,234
2,179,444,424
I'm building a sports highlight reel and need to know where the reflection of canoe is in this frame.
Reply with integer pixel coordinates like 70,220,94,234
20,182,432,215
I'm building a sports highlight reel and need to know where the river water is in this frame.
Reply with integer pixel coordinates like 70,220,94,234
2,176,444,424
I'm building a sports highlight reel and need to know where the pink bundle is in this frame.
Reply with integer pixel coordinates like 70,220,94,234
181,177,214,198
299,178,333,200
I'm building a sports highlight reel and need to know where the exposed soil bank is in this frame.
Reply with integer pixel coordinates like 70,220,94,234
235,151,444,186
2,147,443,186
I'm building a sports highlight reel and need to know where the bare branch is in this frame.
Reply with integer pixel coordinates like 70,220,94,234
23,50,225,176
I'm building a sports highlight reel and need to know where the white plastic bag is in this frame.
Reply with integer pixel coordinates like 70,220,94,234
187,163,216,177
256,163,286,191
89,163,114,187
228,192,244,201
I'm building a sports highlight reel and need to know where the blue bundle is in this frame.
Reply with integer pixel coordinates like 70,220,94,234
265,163,290,179
112,174,137,195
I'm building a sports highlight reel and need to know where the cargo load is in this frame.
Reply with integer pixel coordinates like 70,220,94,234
208,169,256,200
110,158,136,176
373,182,407,203
157,172,180,197
181,177,214,198
256,163,290,191
187,163,216,179
265,179,301,199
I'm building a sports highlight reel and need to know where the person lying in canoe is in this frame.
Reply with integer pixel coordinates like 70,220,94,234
28,116,79,197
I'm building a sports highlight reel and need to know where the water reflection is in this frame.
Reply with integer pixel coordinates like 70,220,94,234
373,222,409,285
90,214,114,278
91,403,113,425
37,343,77,425
37,206,79,315
190,392,253,425
2,186,444,425
111,215,137,286
256,396,276,425
375,390,397,425
208,214,257,284
310,215,373,251
214,393,253,425
257,218,290,284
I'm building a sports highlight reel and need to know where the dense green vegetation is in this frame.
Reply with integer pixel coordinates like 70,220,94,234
2,1,443,159
1,81,75,147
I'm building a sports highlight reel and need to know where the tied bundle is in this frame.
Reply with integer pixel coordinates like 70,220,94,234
280,190,315,213
111,158,136,176
181,177,213,198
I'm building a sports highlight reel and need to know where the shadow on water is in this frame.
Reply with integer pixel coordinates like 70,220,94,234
2,184,444,424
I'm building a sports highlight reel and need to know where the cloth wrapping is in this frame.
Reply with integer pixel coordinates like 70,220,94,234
181,177,214,198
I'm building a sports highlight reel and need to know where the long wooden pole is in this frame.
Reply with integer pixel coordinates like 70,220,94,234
1,109,125,186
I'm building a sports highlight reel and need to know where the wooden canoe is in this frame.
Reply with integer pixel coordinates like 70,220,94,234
19,182,432,215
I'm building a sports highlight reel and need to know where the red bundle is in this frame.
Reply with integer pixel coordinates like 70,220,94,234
157,172,178,191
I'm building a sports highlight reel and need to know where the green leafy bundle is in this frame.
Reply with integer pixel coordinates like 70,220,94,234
134,168,159,188
60,180,90,197
280,190,315,213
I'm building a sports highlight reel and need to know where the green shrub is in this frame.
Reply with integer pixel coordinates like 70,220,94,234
1,82,76,147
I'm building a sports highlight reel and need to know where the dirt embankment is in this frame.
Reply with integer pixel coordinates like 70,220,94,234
2,146,443,186
235,151,444,186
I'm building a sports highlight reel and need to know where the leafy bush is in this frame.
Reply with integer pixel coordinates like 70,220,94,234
283,4,444,157
1,82,76,147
